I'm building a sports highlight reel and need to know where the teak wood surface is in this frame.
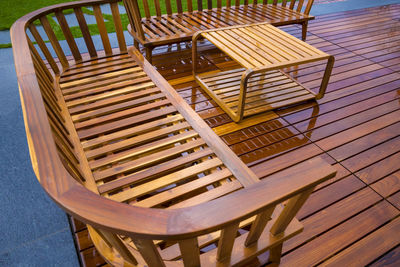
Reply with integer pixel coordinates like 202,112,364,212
192,22,334,122
122,0,316,62
66,4,400,266
11,0,337,266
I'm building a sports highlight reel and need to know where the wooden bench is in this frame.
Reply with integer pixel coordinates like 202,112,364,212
12,0,336,266
123,0,316,62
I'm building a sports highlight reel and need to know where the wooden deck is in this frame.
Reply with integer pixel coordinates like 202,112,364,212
69,4,400,266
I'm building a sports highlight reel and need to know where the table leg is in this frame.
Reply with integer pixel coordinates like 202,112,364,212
192,32,201,76
235,70,252,122
316,56,335,100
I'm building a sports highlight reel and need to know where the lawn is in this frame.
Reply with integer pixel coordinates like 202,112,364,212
0,0,253,48
0,0,78,30
0,0,253,30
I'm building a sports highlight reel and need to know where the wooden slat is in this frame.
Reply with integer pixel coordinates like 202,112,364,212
95,228,138,266
28,24,60,74
73,7,97,58
39,16,68,69
176,0,183,14
187,0,193,12
165,0,172,15
100,145,212,195
142,0,151,18
290,0,296,10
55,10,82,62
132,239,165,267
81,113,183,148
154,0,162,17
108,157,224,202
270,188,314,235
77,105,177,139
91,130,200,175
179,238,201,267
245,207,275,246
297,0,305,13
134,167,233,207
217,222,240,261
93,5,112,55
87,121,191,161
110,2,127,52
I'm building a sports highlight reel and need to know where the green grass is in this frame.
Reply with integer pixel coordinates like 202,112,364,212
0,0,77,30
1,0,258,30
0,0,279,48
0,43,11,48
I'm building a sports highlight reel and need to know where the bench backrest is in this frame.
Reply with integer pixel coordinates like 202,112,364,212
22,0,127,76
123,0,314,19
12,0,129,187
12,1,335,266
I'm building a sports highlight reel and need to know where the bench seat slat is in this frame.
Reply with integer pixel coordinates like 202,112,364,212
91,130,200,175
61,59,137,83
71,88,162,119
61,54,131,78
169,179,242,209
65,76,152,104
74,98,170,129
87,121,192,162
98,146,214,194
109,157,225,203
135,167,233,208
81,114,184,149
132,5,313,46
77,105,177,140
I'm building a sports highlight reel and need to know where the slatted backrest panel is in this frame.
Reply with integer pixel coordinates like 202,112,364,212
123,0,313,19
26,0,127,73
22,1,129,188
272,0,314,15
27,36,86,183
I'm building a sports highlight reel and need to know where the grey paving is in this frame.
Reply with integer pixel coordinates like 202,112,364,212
0,30,10,45
311,0,400,15
0,48,79,266
0,229,78,267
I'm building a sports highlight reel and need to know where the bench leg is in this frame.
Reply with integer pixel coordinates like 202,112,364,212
302,22,308,41
145,46,154,64
134,39,139,49
269,243,283,265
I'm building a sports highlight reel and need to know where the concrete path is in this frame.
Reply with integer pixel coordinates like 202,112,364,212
312,0,400,15
0,48,79,266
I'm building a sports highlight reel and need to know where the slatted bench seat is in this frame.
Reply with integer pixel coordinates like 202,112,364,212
12,0,336,266
123,0,316,62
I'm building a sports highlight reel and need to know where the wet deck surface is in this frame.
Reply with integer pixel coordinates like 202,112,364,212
70,4,400,266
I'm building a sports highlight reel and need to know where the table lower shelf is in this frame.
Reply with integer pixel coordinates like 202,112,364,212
195,68,316,120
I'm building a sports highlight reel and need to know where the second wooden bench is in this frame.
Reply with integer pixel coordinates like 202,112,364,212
123,0,316,62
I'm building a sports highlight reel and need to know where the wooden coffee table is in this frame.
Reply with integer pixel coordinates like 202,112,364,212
192,22,335,122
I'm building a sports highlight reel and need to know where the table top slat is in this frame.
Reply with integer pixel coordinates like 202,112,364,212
202,32,256,69
200,22,328,71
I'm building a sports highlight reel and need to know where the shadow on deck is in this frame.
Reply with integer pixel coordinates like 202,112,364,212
70,4,400,266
